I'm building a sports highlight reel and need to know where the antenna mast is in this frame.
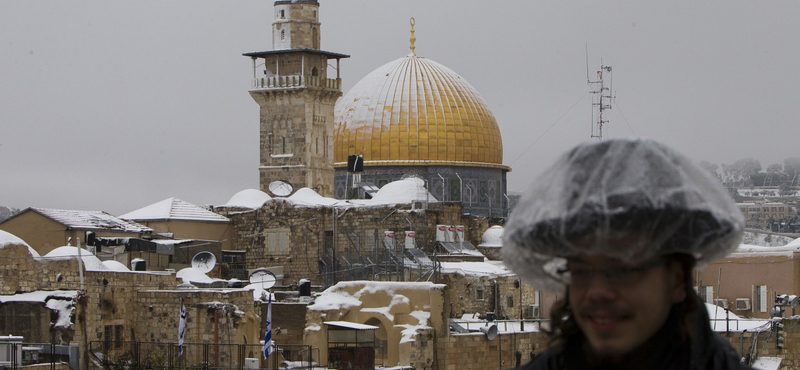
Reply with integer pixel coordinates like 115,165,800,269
587,63,613,140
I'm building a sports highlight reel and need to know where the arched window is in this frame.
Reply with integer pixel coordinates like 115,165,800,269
311,67,318,77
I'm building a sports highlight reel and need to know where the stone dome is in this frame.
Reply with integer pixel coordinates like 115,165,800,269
333,55,506,169
479,225,504,247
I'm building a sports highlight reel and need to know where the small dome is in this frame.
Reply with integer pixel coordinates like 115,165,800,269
479,225,504,247
45,246,108,271
334,55,505,169
369,177,437,205
0,230,40,257
224,189,271,209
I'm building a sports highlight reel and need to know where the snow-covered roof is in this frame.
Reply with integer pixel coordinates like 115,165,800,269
705,303,770,332
120,198,229,223
30,208,152,233
0,229,40,257
308,281,445,312
222,176,440,210
439,261,514,277
223,189,272,209
324,321,379,330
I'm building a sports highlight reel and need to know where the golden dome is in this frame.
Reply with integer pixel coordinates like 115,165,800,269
334,55,506,169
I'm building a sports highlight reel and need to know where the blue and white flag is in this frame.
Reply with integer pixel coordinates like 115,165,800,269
263,295,273,360
178,302,186,357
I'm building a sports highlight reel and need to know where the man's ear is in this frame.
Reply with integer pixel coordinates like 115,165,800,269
670,262,687,304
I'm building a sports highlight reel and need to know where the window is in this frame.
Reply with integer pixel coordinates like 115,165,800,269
266,228,290,254
115,325,123,348
699,286,714,304
279,10,285,19
476,287,485,300
753,285,768,313
506,295,514,308
281,30,285,41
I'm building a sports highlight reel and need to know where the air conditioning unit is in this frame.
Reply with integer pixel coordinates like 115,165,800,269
244,358,259,369
526,305,541,318
713,299,728,308
735,298,751,311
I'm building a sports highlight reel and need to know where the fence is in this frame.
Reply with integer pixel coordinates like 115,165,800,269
88,341,313,370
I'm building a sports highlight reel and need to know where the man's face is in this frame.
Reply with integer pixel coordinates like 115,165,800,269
567,254,686,357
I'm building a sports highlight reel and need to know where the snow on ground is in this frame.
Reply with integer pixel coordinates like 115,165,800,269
0,229,40,257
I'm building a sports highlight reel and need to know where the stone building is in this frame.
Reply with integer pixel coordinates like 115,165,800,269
243,0,349,197
120,197,234,252
214,178,492,287
0,207,153,256
304,281,549,370
696,241,800,319
0,230,261,370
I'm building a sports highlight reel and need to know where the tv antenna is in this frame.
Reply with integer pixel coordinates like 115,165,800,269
586,47,614,140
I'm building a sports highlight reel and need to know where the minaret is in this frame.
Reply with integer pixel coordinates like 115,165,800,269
244,0,349,197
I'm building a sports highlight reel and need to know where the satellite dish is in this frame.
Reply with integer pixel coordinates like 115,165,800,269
269,180,294,197
191,251,217,273
249,269,277,289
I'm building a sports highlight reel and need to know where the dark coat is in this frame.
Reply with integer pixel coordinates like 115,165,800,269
518,299,756,370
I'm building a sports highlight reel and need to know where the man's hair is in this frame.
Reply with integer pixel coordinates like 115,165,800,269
545,253,699,347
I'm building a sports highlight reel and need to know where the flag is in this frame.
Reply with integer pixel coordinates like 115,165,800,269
178,302,186,357
263,295,273,359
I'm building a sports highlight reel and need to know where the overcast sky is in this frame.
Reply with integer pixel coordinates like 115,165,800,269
1,1,798,215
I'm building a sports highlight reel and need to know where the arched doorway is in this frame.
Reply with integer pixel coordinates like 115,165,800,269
364,318,387,365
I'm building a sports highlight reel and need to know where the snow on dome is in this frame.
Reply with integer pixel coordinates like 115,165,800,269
287,188,340,207
102,260,131,272
368,177,437,206
478,226,504,247
0,229,40,257
44,246,109,271
224,189,272,209
176,267,214,284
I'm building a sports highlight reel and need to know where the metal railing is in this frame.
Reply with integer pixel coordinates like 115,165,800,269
251,76,341,90
88,341,313,370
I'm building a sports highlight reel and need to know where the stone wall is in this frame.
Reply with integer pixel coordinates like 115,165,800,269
438,332,550,370
218,201,484,287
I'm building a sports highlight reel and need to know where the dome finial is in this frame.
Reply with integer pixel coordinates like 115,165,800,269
409,17,416,56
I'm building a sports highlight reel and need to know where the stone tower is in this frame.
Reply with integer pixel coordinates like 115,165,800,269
244,0,349,197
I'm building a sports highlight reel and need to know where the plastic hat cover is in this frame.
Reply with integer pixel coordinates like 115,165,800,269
503,138,744,292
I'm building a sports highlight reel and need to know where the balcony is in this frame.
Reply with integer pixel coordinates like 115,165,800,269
251,75,341,90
